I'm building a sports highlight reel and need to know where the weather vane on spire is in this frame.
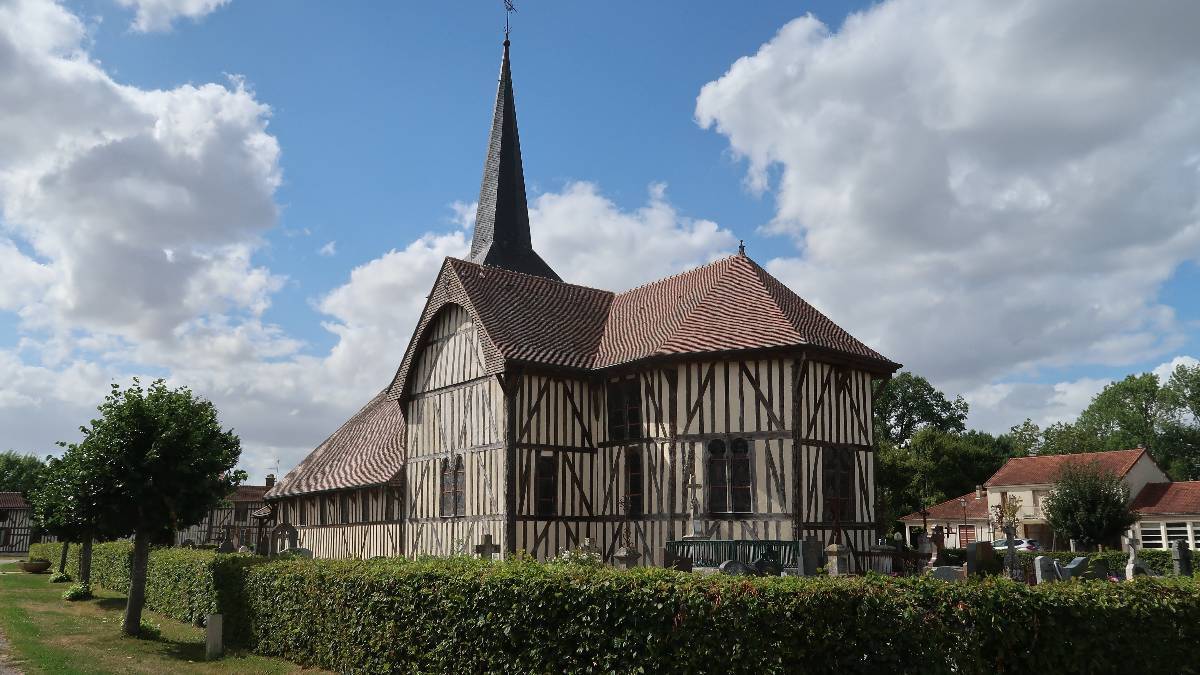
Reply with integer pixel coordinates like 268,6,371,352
504,0,516,40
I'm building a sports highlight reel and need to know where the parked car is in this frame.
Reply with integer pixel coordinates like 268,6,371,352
991,538,1040,551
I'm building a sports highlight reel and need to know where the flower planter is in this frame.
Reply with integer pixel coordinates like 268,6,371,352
21,560,52,573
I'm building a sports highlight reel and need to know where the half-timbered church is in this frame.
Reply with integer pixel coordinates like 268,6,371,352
264,37,900,564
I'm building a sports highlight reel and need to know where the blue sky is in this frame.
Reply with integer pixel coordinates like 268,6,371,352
2,0,1198,480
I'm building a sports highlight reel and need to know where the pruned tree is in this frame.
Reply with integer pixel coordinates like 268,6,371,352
1042,462,1136,550
74,379,244,636
26,449,98,578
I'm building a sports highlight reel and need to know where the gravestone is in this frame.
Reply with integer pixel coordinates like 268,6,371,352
474,534,501,560
927,526,947,566
216,540,236,554
1171,541,1193,576
1083,558,1109,580
664,549,693,573
718,559,757,576
613,546,641,570
752,554,783,577
825,544,850,576
1033,555,1057,584
1059,556,1089,580
205,613,223,660
800,537,821,576
237,545,251,554
965,541,995,576
1125,531,1156,579
927,566,966,581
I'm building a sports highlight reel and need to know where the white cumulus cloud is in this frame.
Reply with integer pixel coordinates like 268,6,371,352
696,0,1200,397
115,0,231,32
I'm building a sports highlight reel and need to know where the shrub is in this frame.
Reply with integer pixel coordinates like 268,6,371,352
63,583,92,601
241,557,1200,674
29,541,266,643
48,571,71,584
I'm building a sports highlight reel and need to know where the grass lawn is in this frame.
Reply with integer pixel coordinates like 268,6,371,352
0,561,325,674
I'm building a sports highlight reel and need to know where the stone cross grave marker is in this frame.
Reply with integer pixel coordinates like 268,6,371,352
216,540,235,554
474,534,501,560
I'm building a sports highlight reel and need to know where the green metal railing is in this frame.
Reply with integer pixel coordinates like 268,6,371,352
664,539,801,568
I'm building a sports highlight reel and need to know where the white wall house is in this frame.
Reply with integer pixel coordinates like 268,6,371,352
1130,481,1200,550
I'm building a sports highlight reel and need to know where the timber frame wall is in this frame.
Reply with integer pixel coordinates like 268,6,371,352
271,304,882,564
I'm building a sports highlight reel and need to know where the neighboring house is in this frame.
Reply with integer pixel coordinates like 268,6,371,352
175,479,274,549
1130,481,1200,550
265,37,901,563
899,489,991,548
982,448,1167,549
0,492,35,555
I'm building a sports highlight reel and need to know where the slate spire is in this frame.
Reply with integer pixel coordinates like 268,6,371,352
467,38,561,281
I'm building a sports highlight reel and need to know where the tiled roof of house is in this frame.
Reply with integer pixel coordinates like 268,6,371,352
265,389,405,499
1131,481,1200,515
0,492,29,509
984,449,1147,487
231,485,270,502
899,492,989,522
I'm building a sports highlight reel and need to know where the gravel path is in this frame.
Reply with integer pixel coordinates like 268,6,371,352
0,626,21,675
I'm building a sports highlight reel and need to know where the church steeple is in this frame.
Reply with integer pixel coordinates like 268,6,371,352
467,38,561,281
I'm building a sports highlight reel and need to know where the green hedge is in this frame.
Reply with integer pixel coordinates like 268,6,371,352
29,544,1200,672
240,557,1200,674
29,541,263,643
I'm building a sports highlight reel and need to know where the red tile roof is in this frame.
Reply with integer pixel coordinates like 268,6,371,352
266,389,405,499
1131,482,1200,515
231,485,270,502
984,449,1147,487
0,492,29,509
900,492,989,522
387,254,896,400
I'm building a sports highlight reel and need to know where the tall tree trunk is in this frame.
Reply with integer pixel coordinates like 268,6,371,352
122,532,150,636
58,541,69,574
79,536,93,586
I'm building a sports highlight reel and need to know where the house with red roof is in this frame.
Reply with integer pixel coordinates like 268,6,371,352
1130,481,1200,550
264,38,901,564
900,448,1194,551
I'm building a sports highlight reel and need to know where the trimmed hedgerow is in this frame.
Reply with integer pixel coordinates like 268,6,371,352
29,541,265,642
240,556,1200,674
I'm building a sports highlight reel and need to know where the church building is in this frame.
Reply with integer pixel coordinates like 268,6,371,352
264,38,900,564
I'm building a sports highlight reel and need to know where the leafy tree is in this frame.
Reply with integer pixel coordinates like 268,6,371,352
1038,420,1102,456
0,450,46,494
873,372,968,446
876,428,1015,534
1008,419,1042,456
73,379,244,636
1042,462,1137,549
1163,362,1200,422
1075,373,1172,450
27,449,102,578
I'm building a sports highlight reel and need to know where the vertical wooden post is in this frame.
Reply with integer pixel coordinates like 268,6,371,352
205,614,223,660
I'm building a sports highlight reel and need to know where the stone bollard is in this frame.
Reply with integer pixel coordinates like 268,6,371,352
825,544,850,576
205,613,223,660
